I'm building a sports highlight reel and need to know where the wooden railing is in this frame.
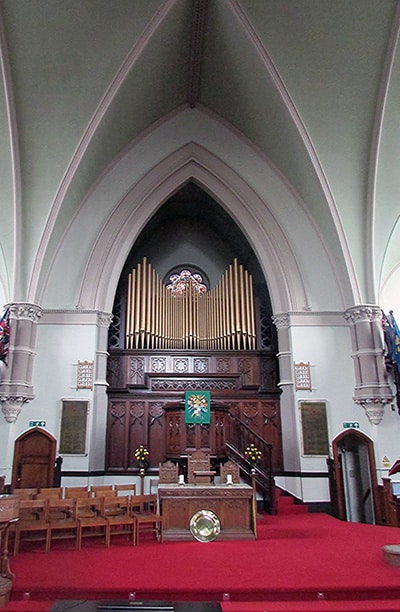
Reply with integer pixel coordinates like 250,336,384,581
226,413,276,514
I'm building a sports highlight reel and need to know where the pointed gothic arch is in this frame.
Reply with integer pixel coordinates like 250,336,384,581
77,143,308,315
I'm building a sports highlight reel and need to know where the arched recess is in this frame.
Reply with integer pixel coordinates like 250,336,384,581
331,429,378,524
77,143,308,315
12,428,57,490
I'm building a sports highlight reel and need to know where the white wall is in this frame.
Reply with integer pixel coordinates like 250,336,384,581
23,315,98,472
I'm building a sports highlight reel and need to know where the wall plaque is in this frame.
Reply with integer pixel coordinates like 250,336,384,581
294,361,312,390
76,360,94,389
299,401,329,455
59,399,89,454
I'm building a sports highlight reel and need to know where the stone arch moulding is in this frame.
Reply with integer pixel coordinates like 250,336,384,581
77,143,308,315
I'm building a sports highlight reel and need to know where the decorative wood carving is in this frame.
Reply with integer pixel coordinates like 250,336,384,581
158,484,255,541
159,460,179,484
129,356,145,385
188,450,215,484
106,350,283,472
221,460,240,484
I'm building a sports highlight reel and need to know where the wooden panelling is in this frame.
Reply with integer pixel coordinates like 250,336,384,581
106,349,282,472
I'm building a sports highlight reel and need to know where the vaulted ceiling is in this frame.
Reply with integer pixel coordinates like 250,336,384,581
0,0,399,310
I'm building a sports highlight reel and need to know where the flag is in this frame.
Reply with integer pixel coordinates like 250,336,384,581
382,311,394,366
387,310,400,373
0,306,10,365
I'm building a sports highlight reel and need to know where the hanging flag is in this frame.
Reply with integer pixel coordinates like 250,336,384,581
185,391,211,424
0,306,10,365
383,310,400,414
382,311,394,367
388,310,400,373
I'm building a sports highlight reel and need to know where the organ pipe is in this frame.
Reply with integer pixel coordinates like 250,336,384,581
125,258,256,350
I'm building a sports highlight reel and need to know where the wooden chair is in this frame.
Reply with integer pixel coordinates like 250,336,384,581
47,497,78,550
220,460,241,484
101,491,122,517
11,488,37,500
14,498,50,554
114,483,137,497
92,488,117,498
36,487,63,499
130,494,163,545
76,496,109,550
90,485,113,496
64,486,90,498
159,460,179,484
104,495,135,546
187,450,216,485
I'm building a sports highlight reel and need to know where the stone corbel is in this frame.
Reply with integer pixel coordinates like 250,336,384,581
0,302,42,423
353,396,392,425
0,396,31,423
344,305,393,425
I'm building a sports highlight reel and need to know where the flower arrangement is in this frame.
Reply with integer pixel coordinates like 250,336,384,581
245,443,262,464
134,444,149,466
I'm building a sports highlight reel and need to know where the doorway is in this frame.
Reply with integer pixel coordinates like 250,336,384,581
12,428,56,490
332,430,378,523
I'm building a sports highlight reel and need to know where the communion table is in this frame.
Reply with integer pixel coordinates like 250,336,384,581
158,483,255,541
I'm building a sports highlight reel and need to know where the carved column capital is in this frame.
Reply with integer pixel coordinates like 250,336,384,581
343,305,382,324
272,313,290,329
9,302,42,322
97,311,113,328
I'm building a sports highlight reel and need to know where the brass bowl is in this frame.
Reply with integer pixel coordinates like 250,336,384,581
190,509,220,543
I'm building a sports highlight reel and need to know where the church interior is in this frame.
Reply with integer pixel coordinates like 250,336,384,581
1,0,400,609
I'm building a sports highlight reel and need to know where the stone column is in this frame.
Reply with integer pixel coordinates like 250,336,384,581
88,311,113,472
272,313,301,472
272,313,292,390
344,305,393,424
0,303,42,423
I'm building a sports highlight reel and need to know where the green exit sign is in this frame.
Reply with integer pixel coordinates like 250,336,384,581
343,421,359,429
29,420,46,428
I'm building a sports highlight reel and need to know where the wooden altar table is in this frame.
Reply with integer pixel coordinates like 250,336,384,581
158,484,255,541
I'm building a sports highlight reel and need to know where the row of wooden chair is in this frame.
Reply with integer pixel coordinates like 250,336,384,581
12,483,137,501
12,493,163,554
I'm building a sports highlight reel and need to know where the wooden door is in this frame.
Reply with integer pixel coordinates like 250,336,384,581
12,428,56,489
332,429,378,523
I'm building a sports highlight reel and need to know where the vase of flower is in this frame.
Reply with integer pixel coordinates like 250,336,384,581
244,443,262,468
134,445,149,471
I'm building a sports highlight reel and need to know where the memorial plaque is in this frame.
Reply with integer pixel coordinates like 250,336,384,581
299,401,329,455
59,400,88,454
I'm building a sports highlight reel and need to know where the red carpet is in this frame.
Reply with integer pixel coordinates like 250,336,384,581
4,513,400,611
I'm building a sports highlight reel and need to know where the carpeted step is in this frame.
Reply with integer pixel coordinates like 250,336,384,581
3,601,53,612
222,598,400,611
277,503,309,515
275,489,309,514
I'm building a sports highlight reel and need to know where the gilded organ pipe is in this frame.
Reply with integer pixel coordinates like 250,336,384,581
126,257,256,350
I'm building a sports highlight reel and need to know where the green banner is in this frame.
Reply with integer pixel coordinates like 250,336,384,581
185,391,211,424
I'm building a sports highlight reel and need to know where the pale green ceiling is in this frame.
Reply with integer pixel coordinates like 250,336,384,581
0,0,399,309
